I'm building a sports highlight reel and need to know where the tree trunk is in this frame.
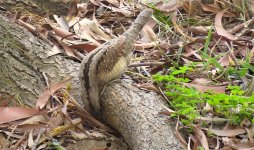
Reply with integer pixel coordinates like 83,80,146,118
0,2,182,149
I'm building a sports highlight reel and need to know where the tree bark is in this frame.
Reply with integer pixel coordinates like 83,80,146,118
102,80,182,149
0,14,79,107
0,3,182,150
0,0,73,16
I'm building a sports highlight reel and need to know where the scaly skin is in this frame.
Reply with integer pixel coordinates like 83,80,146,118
79,9,153,115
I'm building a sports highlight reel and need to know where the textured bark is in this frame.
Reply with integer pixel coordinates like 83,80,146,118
0,15,80,107
101,80,182,150
0,3,182,149
0,0,73,16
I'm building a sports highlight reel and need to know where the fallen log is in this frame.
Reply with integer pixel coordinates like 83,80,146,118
101,80,182,149
0,9,182,150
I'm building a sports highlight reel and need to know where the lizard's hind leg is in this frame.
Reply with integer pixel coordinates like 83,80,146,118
100,79,122,96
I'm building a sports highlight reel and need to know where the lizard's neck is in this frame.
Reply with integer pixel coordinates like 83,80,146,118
122,9,153,53
79,9,153,115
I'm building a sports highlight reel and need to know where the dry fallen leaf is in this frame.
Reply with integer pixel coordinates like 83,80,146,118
73,19,101,46
77,3,88,14
67,0,79,19
154,0,181,13
68,41,97,53
149,49,162,58
50,25,76,41
53,15,69,31
49,112,64,129
105,0,119,6
142,24,157,41
16,19,36,33
192,126,209,150
0,133,9,148
246,127,254,145
191,78,212,85
183,83,226,93
36,78,71,109
70,130,87,140
15,124,47,134
19,115,48,125
211,128,246,137
78,18,111,41
68,16,80,28
184,46,203,60
136,83,160,92
98,1,132,16
47,45,62,57
0,107,43,124
215,10,237,40
28,130,34,148
221,137,237,149
235,142,252,149
60,41,81,60
134,41,159,49
175,119,188,148
201,4,235,17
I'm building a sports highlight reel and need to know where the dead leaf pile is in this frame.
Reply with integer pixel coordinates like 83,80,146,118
0,78,114,149
2,0,254,149
7,0,155,62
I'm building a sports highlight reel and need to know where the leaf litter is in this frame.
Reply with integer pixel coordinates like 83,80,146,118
2,0,254,149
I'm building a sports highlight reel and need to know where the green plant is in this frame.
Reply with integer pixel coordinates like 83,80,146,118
149,5,172,28
200,26,224,72
153,67,254,125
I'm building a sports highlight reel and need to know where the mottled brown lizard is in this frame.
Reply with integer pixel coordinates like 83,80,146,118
79,9,153,115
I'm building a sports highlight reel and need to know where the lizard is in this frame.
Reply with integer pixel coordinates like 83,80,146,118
79,9,153,115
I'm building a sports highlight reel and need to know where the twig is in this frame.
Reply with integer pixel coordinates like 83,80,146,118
129,62,164,67
31,128,46,150
42,72,49,87
140,66,151,77
62,89,114,133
